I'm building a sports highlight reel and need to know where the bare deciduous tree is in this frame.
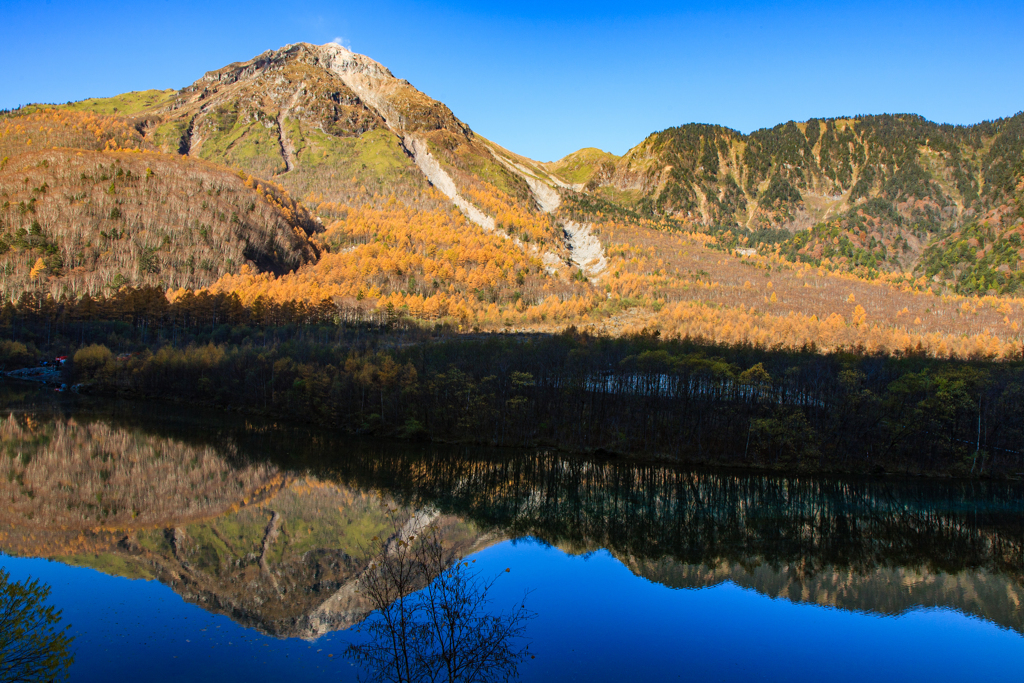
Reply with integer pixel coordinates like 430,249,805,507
347,510,534,683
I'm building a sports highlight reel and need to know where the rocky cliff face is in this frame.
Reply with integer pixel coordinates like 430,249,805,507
305,43,471,138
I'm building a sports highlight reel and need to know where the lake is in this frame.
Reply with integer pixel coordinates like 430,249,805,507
1,383,1022,682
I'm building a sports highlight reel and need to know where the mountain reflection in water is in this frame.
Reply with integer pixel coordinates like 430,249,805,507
0,389,1022,657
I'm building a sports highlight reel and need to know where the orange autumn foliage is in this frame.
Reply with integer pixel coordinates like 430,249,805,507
0,107,146,158
209,195,595,326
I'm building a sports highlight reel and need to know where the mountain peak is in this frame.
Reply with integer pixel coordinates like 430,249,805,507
191,42,466,139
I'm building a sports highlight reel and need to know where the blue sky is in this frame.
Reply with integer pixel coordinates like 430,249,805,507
2,1,1022,161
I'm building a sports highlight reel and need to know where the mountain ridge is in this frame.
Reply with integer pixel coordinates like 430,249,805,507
31,42,1024,285
3,42,1024,356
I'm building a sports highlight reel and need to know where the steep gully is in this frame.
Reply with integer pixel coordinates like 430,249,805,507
259,510,283,593
276,86,304,173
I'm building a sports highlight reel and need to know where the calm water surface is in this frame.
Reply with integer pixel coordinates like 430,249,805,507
1,384,1022,682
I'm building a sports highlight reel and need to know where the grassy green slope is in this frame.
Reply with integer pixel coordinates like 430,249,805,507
545,147,620,185
65,90,177,116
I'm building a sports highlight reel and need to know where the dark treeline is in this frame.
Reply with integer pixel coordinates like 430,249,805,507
0,287,404,353
3,288,1024,477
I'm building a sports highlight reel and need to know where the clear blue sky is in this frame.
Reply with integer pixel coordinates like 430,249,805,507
2,1,1022,161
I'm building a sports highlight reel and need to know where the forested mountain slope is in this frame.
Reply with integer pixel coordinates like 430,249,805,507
577,114,1024,286
916,178,1024,294
0,44,599,320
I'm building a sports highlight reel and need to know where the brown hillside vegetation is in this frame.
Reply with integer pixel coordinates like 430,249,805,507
0,412,283,543
203,203,1024,357
6,45,1024,361
0,145,319,299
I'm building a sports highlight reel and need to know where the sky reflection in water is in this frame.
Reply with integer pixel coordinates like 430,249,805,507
3,539,1023,682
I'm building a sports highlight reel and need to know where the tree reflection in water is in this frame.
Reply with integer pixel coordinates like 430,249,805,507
347,510,534,683
0,568,74,682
